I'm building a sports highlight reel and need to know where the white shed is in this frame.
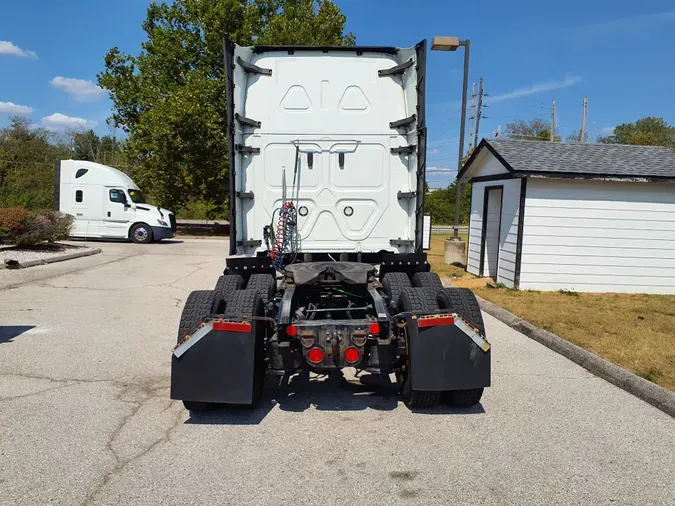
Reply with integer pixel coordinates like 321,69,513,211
457,139,675,294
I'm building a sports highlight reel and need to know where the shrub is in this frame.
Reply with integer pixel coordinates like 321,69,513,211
0,207,36,234
49,212,74,241
0,207,73,246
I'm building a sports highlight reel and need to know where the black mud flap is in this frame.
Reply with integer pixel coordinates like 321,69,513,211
406,314,491,391
171,320,263,405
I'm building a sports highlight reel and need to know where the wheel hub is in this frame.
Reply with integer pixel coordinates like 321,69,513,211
134,227,148,241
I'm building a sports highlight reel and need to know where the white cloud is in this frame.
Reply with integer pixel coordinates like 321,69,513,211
426,166,456,174
600,127,615,134
41,113,98,131
429,148,440,155
488,75,583,103
0,41,37,58
571,10,675,37
0,101,33,115
50,76,105,101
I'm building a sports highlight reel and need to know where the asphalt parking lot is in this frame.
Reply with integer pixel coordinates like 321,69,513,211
1,239,674,505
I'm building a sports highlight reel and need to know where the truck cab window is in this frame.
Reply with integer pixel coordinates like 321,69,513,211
75,168,88,178
109,189,127,204
75,190,83,203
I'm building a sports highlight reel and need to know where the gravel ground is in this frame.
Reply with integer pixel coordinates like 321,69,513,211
0,243,79,264
1,239,674,505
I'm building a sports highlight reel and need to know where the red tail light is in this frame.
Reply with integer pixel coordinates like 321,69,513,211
307,347,324,363
369,322,381,335
213,321,251,332
286,325,298,337
344,347,360,363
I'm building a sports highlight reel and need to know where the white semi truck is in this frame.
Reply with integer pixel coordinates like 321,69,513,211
171,40,491,411
55,160,175,243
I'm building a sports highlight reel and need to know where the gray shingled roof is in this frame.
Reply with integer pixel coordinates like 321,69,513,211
470,139,675,179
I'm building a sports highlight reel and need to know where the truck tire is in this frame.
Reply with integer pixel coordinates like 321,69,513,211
176,290,219,412
398,287,441,408
448,388,484,407
214,274,245,299
381,272,412,312
177,290,215,345
411,271,444,295
130,223,153,244
399,287,440,313
223,289,266,408
436,288,486,408
436,287,485,334
246,274,277,302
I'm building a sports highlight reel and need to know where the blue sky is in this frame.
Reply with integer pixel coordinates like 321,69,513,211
1,0,674,187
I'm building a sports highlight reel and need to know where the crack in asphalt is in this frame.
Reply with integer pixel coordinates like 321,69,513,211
0,372,119,385
80,377,183,506
0,381,79,402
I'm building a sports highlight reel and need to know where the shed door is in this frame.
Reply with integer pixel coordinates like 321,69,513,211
481,187,503,279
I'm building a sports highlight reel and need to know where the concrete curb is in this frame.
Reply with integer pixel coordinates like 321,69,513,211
476,295,675,418
3,248,102,269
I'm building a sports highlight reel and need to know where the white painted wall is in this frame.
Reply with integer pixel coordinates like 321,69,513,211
466,151,521,287
520,178,675,294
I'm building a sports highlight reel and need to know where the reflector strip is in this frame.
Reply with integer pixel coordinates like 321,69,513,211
418,315,455,328
213,321,252,333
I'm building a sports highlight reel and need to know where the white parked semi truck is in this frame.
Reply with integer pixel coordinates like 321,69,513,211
55,160,175,243
171,40,491,411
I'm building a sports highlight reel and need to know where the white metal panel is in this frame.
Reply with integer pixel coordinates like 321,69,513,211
232,46,419,254
520,178,675,294
423,214,431,250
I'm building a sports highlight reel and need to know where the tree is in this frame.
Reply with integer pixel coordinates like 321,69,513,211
70,130,101,161
597,117,675,147
504,118,560,142
565,129,590,143
424,181,471,225
98,0,355,216
0,117,70,209
67,129,128,167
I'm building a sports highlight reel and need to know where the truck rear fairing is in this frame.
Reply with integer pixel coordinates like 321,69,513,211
225,41,428,261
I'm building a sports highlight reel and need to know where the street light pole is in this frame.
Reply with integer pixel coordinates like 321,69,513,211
454,39,470,240
431,36,470,241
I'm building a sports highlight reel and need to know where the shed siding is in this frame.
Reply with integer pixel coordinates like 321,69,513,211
467,178,522,287
520,178,675,294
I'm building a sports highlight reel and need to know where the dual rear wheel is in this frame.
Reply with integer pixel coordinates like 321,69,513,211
382,272,485,410
178,274,274,413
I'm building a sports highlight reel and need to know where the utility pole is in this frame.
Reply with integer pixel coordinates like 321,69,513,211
580,97,588,143
469,81,476,152
550,100,556,141
473,77,484,148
